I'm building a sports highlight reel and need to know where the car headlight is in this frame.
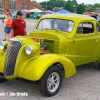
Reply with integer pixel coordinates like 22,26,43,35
0,41,5,50
25,45,39,55
25,46,33,55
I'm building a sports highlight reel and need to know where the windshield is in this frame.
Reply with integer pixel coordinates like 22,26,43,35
37,19,74,32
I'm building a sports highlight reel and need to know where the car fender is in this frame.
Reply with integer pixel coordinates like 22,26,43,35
20,54,76,81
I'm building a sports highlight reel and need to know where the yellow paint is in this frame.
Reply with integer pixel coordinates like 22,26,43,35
0,14,99,81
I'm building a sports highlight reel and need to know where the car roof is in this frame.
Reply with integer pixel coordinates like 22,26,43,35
41,14,96,21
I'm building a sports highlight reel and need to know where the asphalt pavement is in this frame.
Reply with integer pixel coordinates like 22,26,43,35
0,19,100,100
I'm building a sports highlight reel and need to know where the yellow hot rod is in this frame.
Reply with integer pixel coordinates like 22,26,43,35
0,14,100,97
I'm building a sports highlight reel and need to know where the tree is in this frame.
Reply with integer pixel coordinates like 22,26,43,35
72,0,78,5
47,6,53,11
42,5,46,10
50,0,66,1
64,3,74,12
67,0,72,5
42,5,53,11
92,3,100,8
31,0,37,4
40,0,66,9
85,7,95,12
40,1,47,6
85,5,95,12
76,4,85,14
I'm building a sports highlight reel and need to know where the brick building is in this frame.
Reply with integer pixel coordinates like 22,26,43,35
0,0,44,14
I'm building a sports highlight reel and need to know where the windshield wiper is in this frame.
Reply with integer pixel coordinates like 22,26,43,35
55,29,61,32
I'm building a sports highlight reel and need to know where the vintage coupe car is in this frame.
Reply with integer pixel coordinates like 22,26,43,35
0,14,100,97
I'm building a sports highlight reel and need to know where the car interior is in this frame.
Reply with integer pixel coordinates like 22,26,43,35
77,22,94,34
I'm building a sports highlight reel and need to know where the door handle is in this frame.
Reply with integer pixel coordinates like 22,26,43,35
95,39,98,42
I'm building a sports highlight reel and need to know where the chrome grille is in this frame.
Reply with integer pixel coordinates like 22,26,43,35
4,39,22,76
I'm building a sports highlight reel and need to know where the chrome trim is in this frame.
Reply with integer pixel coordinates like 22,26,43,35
25,46,33,55
0,41,5,46
4,39,23,77
0,41,5,50
9,38,21,41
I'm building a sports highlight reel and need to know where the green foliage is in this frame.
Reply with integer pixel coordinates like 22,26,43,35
67,0,78,5
76,4,85,14
42,5,53,11
31,0,37,4
85,7,95,12
50,0,56,2
92,3,100,8
64,3,74,12
80,3,100,13
67,0,72,5
42,5,46,10
40,0,66,8
40,1,47,6
40,0,100,14
47,6,53,11
50,0,65,1
56,1,66,7
72,0,78,5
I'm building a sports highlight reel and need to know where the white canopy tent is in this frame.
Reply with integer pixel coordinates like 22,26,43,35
21,9,29,12
28,8,42,13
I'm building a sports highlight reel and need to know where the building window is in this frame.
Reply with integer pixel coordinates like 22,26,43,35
21,2,26,10
0,0,3,8
10,0,15,9
0,0,3,14
0,10,3,14
10,0,16,14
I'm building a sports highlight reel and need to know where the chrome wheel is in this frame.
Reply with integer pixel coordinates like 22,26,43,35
39,66,62,97
47,72,60,92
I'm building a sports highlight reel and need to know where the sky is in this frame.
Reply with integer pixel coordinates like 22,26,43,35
33,0,100,5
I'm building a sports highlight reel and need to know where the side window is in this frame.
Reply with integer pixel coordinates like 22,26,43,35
77,22,94,35
96,23,100,32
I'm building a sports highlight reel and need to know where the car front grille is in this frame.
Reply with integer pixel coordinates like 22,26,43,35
4,39,22,76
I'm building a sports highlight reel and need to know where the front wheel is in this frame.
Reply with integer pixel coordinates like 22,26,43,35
0,73,7,83
39,66,62,97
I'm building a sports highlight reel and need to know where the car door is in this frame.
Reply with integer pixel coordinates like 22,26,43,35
95,22,100,61
69,22,98,66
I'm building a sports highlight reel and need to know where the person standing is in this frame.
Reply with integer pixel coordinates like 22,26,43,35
2,9,9,38
11,11,27,38
5,13,12,41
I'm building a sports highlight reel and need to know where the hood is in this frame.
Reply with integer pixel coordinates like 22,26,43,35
28,30,69,41
14,36,35,44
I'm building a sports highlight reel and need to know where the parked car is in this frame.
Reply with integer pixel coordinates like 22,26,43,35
0,15,5,19
29,13,41,19
33,13,41,19
26,13,30,18
0,14,100,97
